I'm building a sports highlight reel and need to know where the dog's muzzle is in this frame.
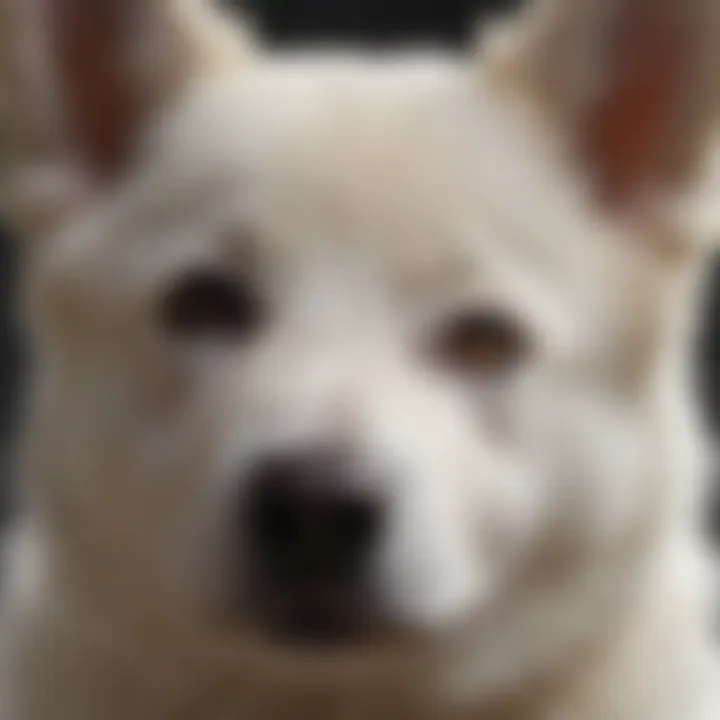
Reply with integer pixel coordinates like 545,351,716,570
235,447,386,646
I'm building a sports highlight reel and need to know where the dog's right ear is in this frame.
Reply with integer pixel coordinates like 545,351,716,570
0,0,248,241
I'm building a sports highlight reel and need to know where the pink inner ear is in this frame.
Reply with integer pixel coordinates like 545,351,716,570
582,2,691,208
49,0,143,182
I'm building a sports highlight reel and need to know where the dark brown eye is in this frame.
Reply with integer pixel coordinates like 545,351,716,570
161,270,265,340
430,309,531,376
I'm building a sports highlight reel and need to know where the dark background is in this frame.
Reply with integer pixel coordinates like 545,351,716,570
0,0,717,528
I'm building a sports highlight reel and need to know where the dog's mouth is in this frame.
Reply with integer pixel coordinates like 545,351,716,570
236,582,396,652
253,603,373,649
211,588,427,686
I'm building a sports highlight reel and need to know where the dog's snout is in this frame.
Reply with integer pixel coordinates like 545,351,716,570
239,449,385,643
244,449,384,590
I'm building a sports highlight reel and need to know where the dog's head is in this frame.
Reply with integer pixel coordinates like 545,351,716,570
3,0,719,693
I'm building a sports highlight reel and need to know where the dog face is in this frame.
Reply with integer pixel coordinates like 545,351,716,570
4,0,719,690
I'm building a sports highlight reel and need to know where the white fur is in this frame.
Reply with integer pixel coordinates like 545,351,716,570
0,1,718,718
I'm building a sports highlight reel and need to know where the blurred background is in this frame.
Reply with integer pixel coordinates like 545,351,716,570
0,0,718,531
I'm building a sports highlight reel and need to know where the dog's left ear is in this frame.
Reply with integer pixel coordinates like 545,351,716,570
490,0,720,217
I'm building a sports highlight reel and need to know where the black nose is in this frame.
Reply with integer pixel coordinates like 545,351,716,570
244,450,383,588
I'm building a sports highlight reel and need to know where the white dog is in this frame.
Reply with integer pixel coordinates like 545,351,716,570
0,0,718,718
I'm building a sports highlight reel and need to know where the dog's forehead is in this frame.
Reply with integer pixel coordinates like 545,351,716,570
120,58,596,278
149,57,501,270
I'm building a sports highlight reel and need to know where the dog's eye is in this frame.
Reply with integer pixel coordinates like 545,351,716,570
430,309,530,377
161,271,265,340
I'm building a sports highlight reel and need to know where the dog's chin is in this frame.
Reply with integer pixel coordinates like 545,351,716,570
209,607,430,682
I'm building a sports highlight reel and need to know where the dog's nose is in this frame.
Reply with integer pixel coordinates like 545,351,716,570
244,449,384,595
